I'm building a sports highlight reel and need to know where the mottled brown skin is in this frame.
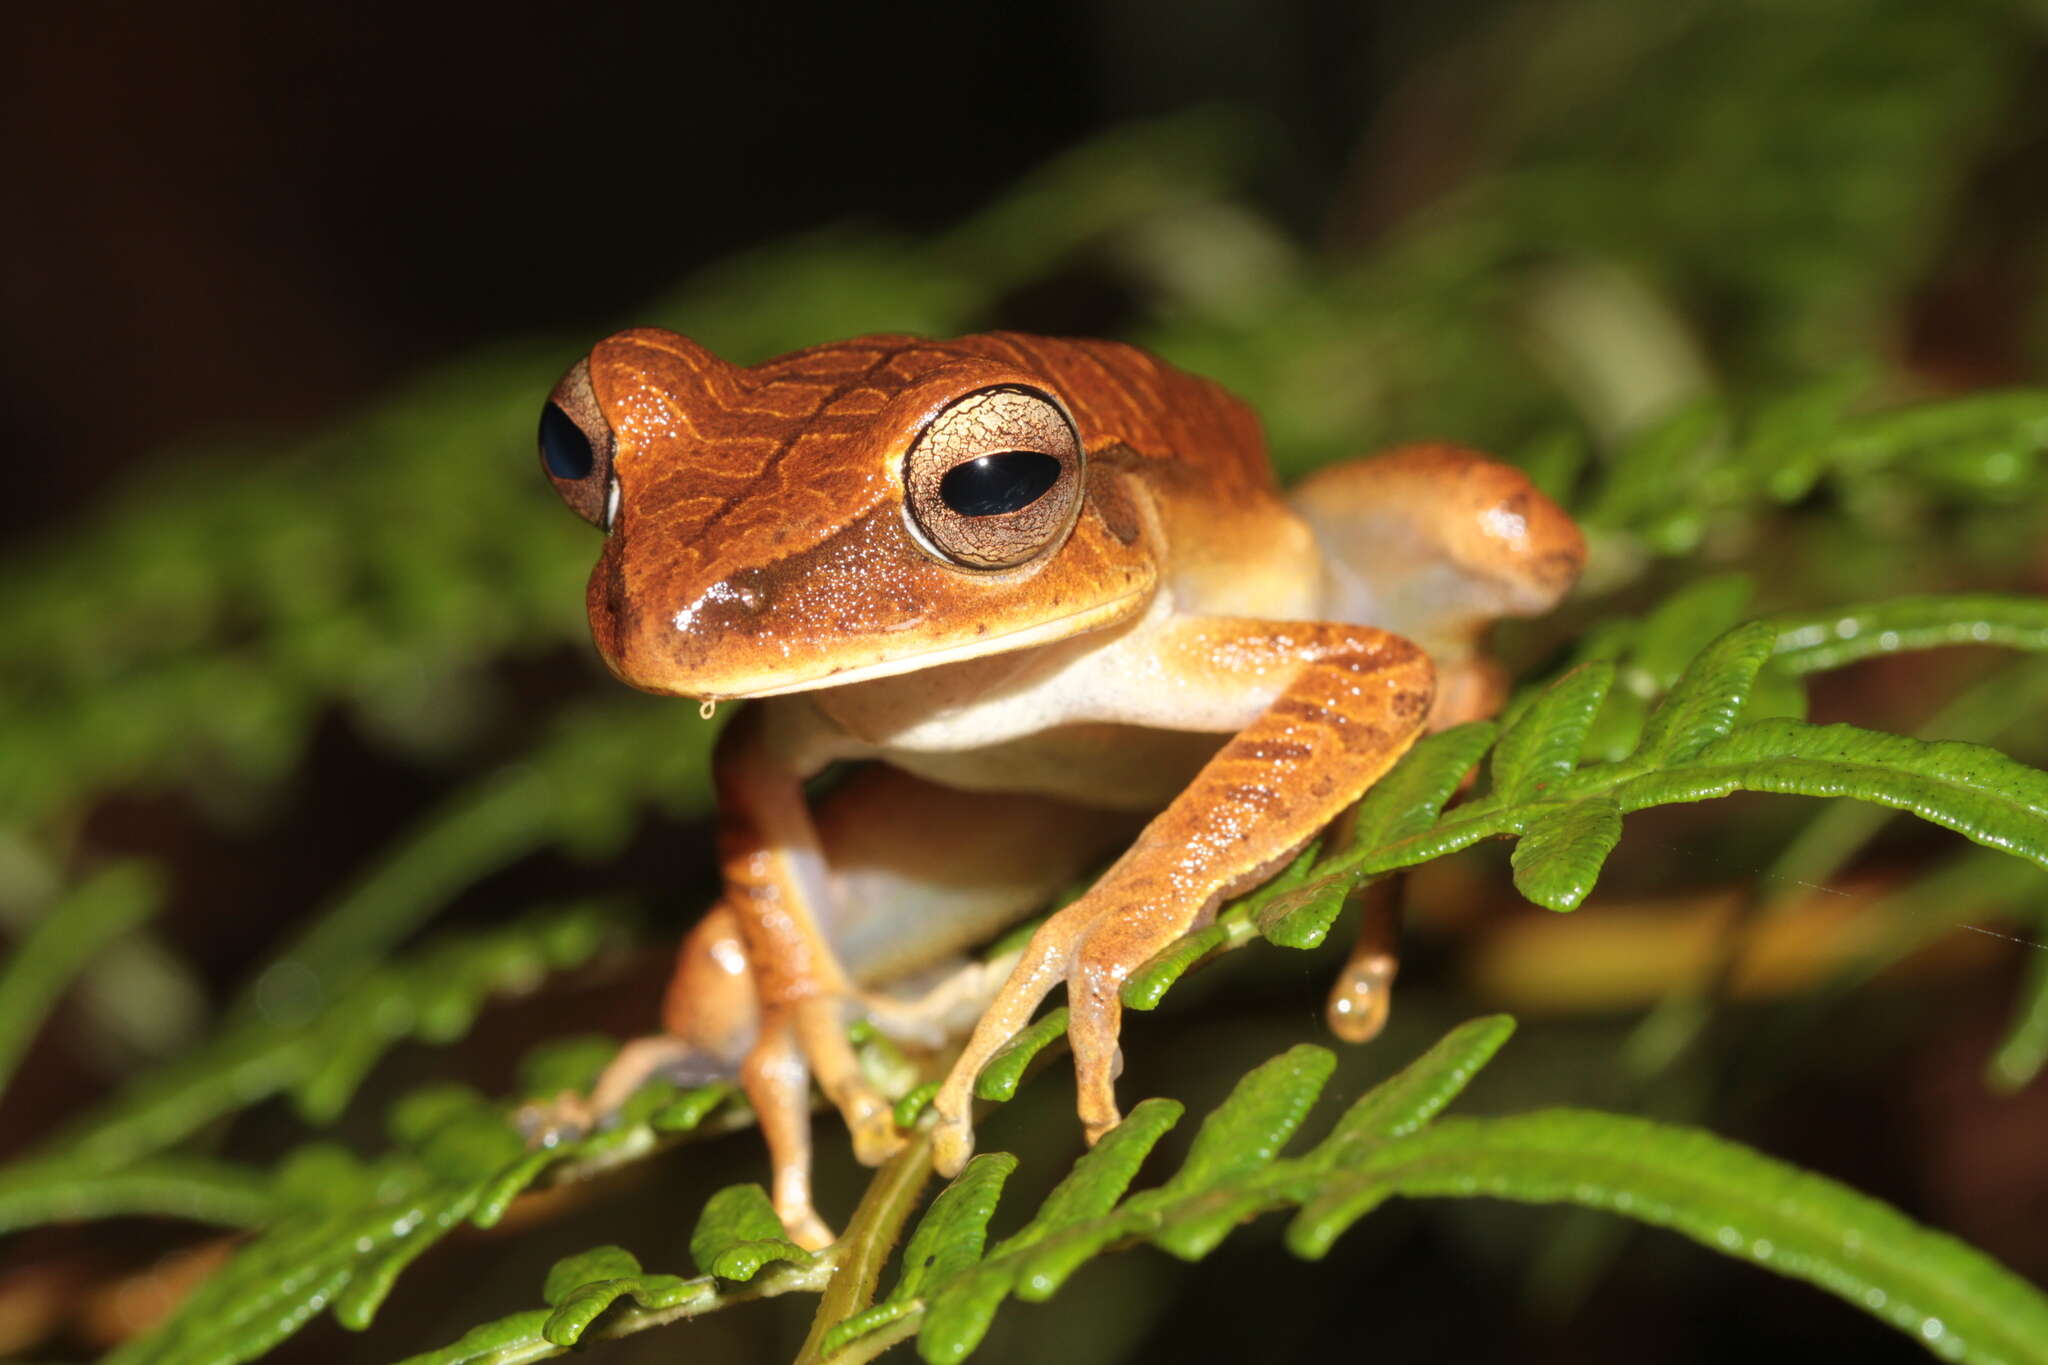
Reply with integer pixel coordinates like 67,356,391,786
570,329,1285,700
528,328,1586,1245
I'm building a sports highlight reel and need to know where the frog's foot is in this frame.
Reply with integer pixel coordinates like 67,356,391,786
514,1034,728,1147
928,882,1200,1177
734,997,908,1249
857,951,1023,1053
514,1091,597,1148
732,1018,839,1250
770,994,907,1167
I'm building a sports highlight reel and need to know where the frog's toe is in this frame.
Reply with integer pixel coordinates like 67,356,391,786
518,1034,738,1152
786,1206,837,1252
858,954,1015,1052
847,1102,906,1165
1324,877,1401,1045
931,1110,977,1179
514,1091,594,1148
788,996,907,1165
1326,954,1395,1043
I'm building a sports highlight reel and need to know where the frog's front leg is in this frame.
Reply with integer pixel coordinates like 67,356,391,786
929,620,1435,1175
1292,443,1586,1034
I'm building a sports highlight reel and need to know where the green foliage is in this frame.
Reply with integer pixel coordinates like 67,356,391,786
1490,662,1614,803
96,1073,735,1365
0,1155,276,1237
1206,597,2048,956
1992,944,2048,1094
23,905,623,1185
227,702,720,1029
691,1184,816,1281
0,860,159,1094
393,1241,828,1365
392,1019,2048,1365
1770,594,2048,676
6,3,2048,1358
1483,0,2025,379
1570,388,2048,562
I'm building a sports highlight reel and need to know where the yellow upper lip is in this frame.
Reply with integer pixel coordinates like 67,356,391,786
701,587,1151,701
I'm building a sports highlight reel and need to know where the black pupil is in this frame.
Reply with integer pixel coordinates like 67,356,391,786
539,402,594,480
938,451,1061,517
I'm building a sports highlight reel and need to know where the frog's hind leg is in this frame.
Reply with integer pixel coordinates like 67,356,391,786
1290,443,1585,728
759,768,1134,1242
516,906,755,1130
533,767,1136,1248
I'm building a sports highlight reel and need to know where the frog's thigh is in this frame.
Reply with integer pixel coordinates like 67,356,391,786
664,764,1141,1044
1290,444,1585,725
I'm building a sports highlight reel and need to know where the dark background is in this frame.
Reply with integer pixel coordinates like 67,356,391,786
5,0,1454,540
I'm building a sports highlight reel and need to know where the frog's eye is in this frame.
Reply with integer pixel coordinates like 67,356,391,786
539,357,619,531
903,386,1083,569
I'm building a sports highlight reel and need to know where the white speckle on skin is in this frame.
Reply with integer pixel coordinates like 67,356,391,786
710,935,749,975
673,580,752,633
1480,505,1528,542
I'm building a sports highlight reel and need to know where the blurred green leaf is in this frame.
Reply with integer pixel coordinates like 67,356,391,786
34,905,622,1180
0,860,159,1096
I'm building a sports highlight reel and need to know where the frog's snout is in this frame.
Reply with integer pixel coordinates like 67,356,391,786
589,557,783,700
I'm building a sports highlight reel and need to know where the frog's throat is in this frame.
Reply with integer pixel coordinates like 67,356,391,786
699,587,1151,701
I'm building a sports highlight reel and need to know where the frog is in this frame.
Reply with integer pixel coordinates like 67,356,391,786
525,328,1585,1247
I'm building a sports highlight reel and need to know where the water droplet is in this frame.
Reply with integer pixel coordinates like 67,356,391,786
700,700,718,721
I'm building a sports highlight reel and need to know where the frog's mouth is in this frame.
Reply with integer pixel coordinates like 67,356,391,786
699,586,1152,701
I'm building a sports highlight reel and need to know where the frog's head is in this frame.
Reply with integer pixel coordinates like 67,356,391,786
538,328,1159,701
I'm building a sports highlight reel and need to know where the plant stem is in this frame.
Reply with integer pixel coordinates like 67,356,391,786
795,1127,935,1365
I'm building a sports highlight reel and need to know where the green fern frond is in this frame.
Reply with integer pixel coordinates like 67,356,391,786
25,904,622,1184
1989,935,2048,1094
0,860,160,1096
97,1074,735,1365
815,1019,2048,1365
1769,594,2048,675
916,594,2048,1095
1576,386,2048,555
366,1020,2048,1365
1261,619,2048,945
0,1154,276,1236
1133,595,2048,1086
692,1184,818,1281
